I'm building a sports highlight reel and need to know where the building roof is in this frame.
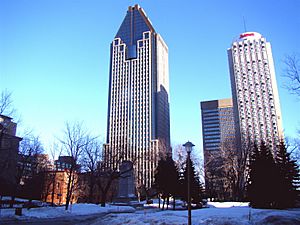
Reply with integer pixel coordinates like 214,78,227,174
115,4,155,46
236,32,262,42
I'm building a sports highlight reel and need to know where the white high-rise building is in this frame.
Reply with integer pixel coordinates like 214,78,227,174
228,32,283,151
104,5,170,188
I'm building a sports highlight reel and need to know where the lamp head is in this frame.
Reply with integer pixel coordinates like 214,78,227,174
183,141,195,154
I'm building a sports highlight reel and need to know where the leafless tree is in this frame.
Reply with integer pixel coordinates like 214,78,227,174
59,121,92,210
203,148,227,200
136,139,170,202
6,134,44,206
233,140,254,201
0,89,16,117
202,137,253,201
41,142,62,206
96,149,135,207
282,54,300,163
285,134,300,165
283,54,300,97
17,134,44,182
172,144,186,173
80,139,102,203
173,143,202,176
0,90,17,152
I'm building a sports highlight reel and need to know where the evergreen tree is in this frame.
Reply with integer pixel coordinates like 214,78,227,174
154,158,168,199
165,156,181,209
247,142,278,208
275,141,300,208
154,156,180,209
182,157,204,204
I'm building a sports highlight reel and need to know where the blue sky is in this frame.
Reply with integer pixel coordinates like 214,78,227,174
1,0,300,156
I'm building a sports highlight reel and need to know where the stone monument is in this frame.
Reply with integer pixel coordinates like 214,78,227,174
115,161,137,203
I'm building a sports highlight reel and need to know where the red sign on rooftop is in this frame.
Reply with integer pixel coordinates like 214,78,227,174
240,33,254,38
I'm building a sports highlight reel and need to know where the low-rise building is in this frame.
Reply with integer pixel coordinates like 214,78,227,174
0,115,22,194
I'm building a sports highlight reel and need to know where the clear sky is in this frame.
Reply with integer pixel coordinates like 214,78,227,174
1,0,300,157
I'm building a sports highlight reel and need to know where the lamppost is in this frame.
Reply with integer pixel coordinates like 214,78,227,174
183,141,194,225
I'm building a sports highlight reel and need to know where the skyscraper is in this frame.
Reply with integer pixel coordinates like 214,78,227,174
228,32,283,151
104,5,170,188
201,99,236,200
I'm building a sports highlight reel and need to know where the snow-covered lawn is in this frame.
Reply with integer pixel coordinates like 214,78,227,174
1,202,299,224
0,203,135,219
102,202,300,225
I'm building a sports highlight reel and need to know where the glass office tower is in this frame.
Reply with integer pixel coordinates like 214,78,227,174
201,99,236,200
104,5,170,188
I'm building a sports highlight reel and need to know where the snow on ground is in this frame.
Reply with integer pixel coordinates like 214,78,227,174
207,201,249,208
100,202,300,225
0,204,135,219
1,202,300,224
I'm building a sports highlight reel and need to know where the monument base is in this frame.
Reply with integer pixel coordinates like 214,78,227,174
112,195,143,208
114,194,138,203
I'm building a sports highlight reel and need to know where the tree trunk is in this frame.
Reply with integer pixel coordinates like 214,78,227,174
51,180,55,206
167,197,169,210
173,197,175,210
88,174,95,203
98,178,113,207
65,168,74,210
158,195,161,208
100,195,106,207
10,196,15,208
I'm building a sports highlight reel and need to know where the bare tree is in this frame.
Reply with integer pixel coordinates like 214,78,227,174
41,142,62,206
0,89,16,117
201,137,253,201
17,134,44,183
282,54,300,164
283,54,300,97
203,147,228,201
173,144,202,176
286,135,300,165
7,134,44,206
172,144,186,173
96,149,135,207
80,139,102,203
59,122,92,210
0,90,17,153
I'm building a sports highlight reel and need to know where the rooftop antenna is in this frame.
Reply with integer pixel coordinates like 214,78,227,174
243,16,247,32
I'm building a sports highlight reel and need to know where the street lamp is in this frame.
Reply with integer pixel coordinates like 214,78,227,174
183,141,194,225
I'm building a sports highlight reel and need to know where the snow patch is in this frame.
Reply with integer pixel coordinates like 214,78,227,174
0,203,135,219
1,202,300,225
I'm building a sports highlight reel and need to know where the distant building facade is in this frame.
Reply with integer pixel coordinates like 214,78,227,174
201,99,236,200
55,156,80,172
0,115,22,193
43,170,79,205
42,156,80,205
104,4,171,188
228,32,284,151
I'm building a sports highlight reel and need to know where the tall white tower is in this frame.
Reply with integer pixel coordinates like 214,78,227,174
104,5,170,188
228,32,283,151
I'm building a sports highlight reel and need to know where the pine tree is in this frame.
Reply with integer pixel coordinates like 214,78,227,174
247,142,278,208
154,158,168,199
154,156,180,209
182,157,204,205
165,157,180,209
275,141,300,208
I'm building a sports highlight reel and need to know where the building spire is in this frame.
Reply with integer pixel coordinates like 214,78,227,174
243,16,247,33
